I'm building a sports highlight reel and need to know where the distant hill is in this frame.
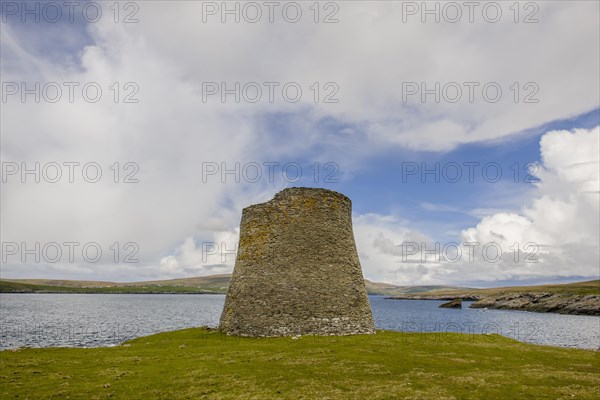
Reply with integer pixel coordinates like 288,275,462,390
3,276,597,303
0,275,232,294
3,276,597,316
3,274,231,289
363,280,467,296
0,275,465,296
0,280,219,294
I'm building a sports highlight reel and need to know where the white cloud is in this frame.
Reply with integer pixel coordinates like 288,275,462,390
1,2,598,282
353,127,600,285
113,1,599,152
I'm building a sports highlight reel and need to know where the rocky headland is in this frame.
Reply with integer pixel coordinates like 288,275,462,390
387,280,600,316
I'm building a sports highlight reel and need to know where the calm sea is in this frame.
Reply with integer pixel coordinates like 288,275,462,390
1,294,598,350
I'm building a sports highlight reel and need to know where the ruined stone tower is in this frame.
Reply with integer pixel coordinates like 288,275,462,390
219,187,375,337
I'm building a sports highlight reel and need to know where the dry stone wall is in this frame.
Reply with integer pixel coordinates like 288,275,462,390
219,187,375,337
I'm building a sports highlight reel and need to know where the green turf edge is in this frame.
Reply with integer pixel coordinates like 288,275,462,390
1,327,599,400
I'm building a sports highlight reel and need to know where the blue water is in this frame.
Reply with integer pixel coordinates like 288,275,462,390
1,294,598,350
370,296,600,350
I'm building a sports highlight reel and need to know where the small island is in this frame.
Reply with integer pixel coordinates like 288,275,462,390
439,299,462,308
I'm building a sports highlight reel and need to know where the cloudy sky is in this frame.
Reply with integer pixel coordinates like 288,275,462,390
1,0,599,287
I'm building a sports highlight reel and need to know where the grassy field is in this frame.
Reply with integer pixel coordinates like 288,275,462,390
1,328,598,399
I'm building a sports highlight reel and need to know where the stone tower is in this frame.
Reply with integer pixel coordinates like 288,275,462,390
219,187,375,337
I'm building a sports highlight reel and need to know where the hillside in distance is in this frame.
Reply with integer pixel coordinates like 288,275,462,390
1,275,462,296
2,276,598,315
0,275,232,294
363,280,467,296
387,280,600,299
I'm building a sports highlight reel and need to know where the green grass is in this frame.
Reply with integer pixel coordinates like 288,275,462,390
1,328,598,399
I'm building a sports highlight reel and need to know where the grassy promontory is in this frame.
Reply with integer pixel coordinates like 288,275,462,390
1,328,598,399
388,280,600,316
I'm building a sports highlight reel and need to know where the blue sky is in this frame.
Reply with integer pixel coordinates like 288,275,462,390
252,107,599,246
343,108,600,237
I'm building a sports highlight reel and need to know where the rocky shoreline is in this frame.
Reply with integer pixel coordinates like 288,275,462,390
387,292,600,316
469,292,600,316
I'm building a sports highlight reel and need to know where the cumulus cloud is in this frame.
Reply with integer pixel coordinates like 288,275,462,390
472,127,599,275
354,127,600,285
158,229,240,278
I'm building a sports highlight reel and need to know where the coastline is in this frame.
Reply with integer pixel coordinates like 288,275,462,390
387,292,600,316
